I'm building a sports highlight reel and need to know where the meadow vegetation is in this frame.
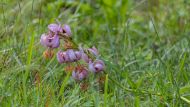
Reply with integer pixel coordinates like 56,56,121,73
0,0,190,106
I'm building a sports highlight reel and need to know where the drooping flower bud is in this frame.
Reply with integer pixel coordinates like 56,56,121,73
75,51,82,60
48,24,63,34
78,46,91,63
57,50,82,63
81,52,91,63
57,51,69,63
88,46,98,56
72,66,88,81
40,34,60,48
89,60,105,73
66,49,77,62
63,24,71,37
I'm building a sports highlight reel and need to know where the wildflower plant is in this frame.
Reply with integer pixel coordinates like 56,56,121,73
40,23,105,85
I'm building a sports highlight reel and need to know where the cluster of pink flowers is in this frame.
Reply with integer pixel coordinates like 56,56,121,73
40,23,105,81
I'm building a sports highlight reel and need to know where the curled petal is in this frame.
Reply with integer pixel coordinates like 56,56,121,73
88,61,96,72
57,51,64,63
57,50,82,63
75,51,82,60
57,51,69,63
94,60,105,72
40,34,60,48
40,34,48,47
79,46,92,63
48,23,63,33
63,52,70,62
66,49,77,62
50,35,60,48
88,60,105,73
81,52,90,63
63,24,71,37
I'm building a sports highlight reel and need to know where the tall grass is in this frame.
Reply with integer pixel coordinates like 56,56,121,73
0,0,190,106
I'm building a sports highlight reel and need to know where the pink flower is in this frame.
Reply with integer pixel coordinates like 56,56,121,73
75,51,82,60
48,24,63,34
66,49,77,62
48,24,72,37
63,24,71,37
88,46,98,56
57,50,82,63
40,33,60,48
72,66,88,81
57,51,69,63
79,46,92,63
89,60,105,73
81,52,91,63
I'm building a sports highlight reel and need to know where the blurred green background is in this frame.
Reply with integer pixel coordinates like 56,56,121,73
0,0,190,106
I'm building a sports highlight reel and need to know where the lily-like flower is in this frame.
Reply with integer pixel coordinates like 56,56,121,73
57,51,69,63
88,46,98,56
48,24,63,34
89,60,105,73
72,66,88,81
40,33,60,48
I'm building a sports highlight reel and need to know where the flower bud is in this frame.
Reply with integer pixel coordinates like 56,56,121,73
89,60,105,73
88,46,98,56
75,51,82,60
81,52,91,63
72,66,88,81
66,49,77,62
63,24,71,37
40,34,60,48
57,50,82,63
43,49,54,59
57,51,69,63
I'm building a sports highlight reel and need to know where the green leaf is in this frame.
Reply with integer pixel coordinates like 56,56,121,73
180,85,190,94
180,96,190,104
104,74,109,107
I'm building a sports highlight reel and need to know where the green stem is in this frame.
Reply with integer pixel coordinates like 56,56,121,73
104,74,108,107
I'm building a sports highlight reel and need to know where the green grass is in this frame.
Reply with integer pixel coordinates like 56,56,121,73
1,0,190,106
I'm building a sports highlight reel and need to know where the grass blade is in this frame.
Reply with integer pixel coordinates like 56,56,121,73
104,74,108,107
